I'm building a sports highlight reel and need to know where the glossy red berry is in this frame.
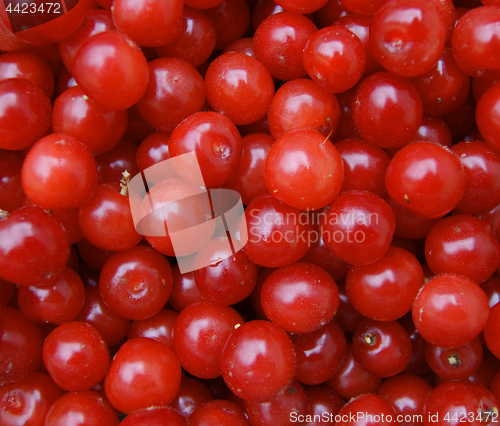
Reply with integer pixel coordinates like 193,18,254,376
220,320,296,402
43,322,109,392
261,262,339,333
412,274,490,347
22,134,98,210
104,337,182,414
385,142,465,219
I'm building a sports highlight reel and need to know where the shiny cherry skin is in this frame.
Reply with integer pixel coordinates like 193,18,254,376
338,0,387,15
17,267,85,325
72,31,149,111
96,140,139,184
291,319,347,385
6,0,92,45
303,26,366,93
484,303,500,360
138,178,215,257
242,194,314,268
172,302,243,379
112,0,182,47
300,231,350,281
193,238,258,306
265,129,344,211
352,319,412,377
169,376,213,418
346,247,424,321
370,0,446,77
136,57,205,132
136,131,171,172
352,72,423,148
253,11,318,81
335,138,390,197
22,133,98,210
77,238,115,272
99,246,173,320
0,307,44,385
334,14,384,77
120,407,187,426
44,390,119,426
326,343,382,400
425,214,500,283
452,140,500,213
78,182,142,252
304,385,344,426
52,85,127,155
0,79,51,151
424,381,499,426
336,394,398,426
0,150,25,212
385,194,440,240
128,308,178,348
385,142,466,218
189,399,249,426
169,265,204,312
476,82,500,152
203,0,251,51
319,190,396,266
42,322,109,392
155,7,216,68
377,374,432,426
406,116,453,148
75,285,131,348
244,381,308,426
0,206,69,287
225,133,273,207
267,78,340,140
425,336,483,381
452,6,500,77
169,111,242,188
0,51,54,98
59,9,116,72
50,208,84,245
410,47,470,117
205,52,275,125
261,262,339,333
412,274,490,348
220,320,296,402
104,337,182,414
0,372,64,426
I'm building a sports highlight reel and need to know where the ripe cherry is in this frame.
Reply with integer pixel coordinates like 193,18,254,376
220,320,296,402
0,207,69,287
412,274,490,347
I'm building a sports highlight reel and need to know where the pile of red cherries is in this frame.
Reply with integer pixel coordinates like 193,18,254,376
1,0,500,425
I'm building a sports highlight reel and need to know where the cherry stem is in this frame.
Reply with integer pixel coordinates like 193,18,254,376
120,170,131,196
447,353,464,367
321,117,334,146
362,333,377,345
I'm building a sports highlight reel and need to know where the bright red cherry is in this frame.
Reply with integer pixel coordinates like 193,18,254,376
220,320,296,402
0,207,69,287
385,142,465,219
104,337,182,414
412,274,490,348
43,322,109,392
72,31,149,111
22,134,98,210
265,130,344,211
